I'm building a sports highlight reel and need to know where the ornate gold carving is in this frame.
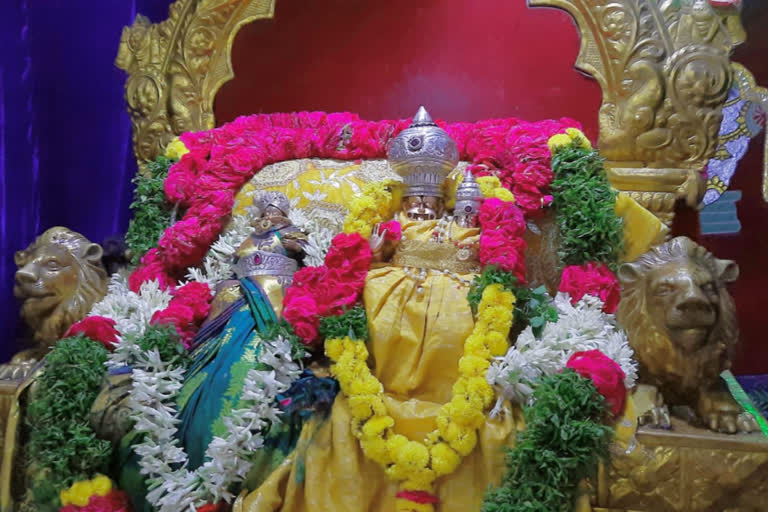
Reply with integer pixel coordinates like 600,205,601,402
616,237,760,434
11,227,108,365
529,0,757,221
117,0,276,162
597,419,768,511
530,0,742,169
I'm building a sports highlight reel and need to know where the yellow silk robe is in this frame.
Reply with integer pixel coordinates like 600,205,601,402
235,214,522,512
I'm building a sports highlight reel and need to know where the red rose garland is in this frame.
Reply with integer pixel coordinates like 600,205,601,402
129,112,578,291
558,262,621,313
150,281,213,348
283,233,372,345
566,349,627,417
64,316,121,351
58,489,132,512
477,198,528,282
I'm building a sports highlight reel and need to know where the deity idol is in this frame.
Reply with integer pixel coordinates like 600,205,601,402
235,108,517,512
120,192,310,507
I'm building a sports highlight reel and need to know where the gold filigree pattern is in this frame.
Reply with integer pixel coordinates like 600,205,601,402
597,420,768,512
117,0,276,162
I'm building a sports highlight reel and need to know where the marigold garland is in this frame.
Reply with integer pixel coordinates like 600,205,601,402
325,284,515,512
342,180,401,238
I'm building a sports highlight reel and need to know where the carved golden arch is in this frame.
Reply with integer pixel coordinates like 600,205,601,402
117,0,759,224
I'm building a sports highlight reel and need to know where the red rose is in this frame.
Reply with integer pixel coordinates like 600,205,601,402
559,263,621,313
64,316,120,351
59,488,134,512
479,232,527,281
151,304,196,346
172,282,213,319
566,350,626,417
324,232,372,277
283,290,320,345
128,249,176,292
197,503,227,512
478,198,526,238
380,220,402,242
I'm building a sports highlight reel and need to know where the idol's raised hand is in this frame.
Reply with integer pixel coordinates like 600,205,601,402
369,224,388,254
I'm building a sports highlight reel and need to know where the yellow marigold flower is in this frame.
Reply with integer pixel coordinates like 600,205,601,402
404,468,437,490
431,442,461,476
565,127,593,150
547,133,573,154
465,377,495,407
485,331,509,357
492,187,516,202
445,399,484,429
464,334,490,359
362,415,395,438
325,338,345,361
458,355,490,377
351,375,384,395
395,499,434,512
396,441,430,469
386,433,409,454
361,436,391,466
60,476,108,507
449,428,478,456
90,474,112,497
164,137,189,160
476,176,501,198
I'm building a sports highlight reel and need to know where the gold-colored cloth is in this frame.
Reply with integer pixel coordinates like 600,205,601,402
390,239,480,275
235,215,520,512
614,192,669,262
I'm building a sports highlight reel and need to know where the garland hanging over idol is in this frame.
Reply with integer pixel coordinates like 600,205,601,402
21,106,693,512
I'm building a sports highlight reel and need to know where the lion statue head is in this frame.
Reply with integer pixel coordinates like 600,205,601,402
616,236,738,405
13,227,108,357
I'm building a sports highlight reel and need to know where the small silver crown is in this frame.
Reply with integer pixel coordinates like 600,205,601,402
454,170,483,215
251,190,290,216
388,106,459,197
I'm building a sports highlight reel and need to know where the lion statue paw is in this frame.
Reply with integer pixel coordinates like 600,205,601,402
697,390,759,434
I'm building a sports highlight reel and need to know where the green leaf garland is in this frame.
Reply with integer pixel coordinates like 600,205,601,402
24,335,112,511
468,267,558,337
550,145,624,268
125,155,175,265
483,370,612,512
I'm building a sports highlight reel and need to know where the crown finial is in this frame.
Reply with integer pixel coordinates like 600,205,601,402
387,107,459,198
411,106,436,127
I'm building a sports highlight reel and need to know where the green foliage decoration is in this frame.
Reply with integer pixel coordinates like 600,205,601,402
24,335,112,511
319,306,368,341
550,145,624,268
482,370,612,512
262,320,307,359
469,267,558,336
137,324,189,368
125,155,175,265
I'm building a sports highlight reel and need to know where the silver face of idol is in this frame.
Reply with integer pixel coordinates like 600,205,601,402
403,195,444,221
454,201,480,228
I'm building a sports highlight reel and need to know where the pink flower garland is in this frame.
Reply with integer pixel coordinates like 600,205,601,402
283,232,372,345
58,489,132,512
64,316,121,351
566,350,627,417
129,112,578,291
150,281,213,348
478,198,528,282
558,263,621,313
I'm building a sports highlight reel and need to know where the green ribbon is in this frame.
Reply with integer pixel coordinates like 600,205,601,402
721,370,768,438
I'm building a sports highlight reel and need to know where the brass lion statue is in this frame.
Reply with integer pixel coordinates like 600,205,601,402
11,227,108,365
617,236,758,433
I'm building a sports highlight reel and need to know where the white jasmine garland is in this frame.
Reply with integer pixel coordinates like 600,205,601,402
487,292,637,416
127,335,302,511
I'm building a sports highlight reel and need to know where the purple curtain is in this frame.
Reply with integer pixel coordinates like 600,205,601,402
0,1,172,361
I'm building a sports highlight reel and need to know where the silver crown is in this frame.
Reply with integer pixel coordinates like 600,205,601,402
454,170,484,216
251,190,290,216
387,106,459,197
